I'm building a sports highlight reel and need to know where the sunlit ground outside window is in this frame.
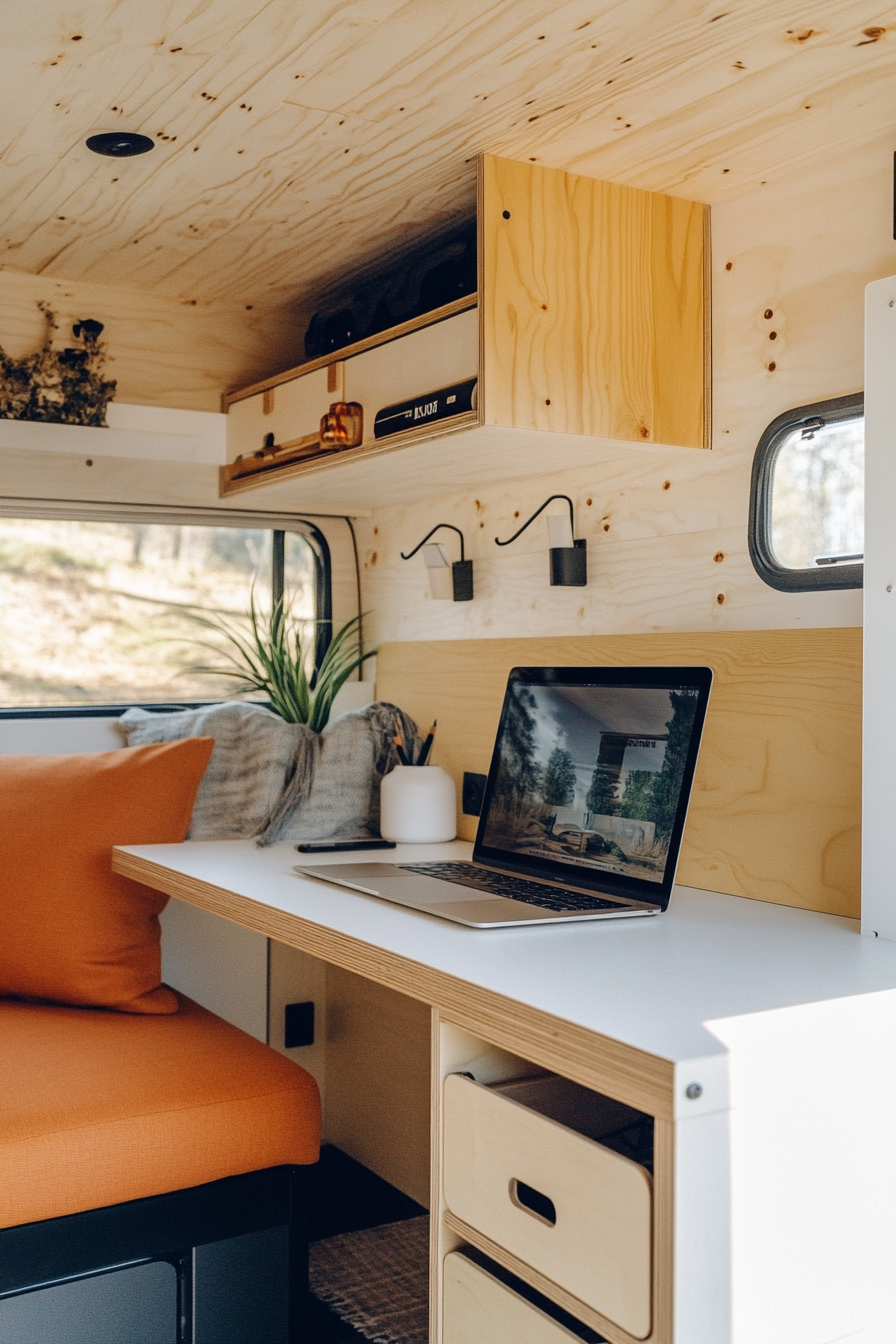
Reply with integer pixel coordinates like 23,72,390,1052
770,418,863,570
0,519,314,707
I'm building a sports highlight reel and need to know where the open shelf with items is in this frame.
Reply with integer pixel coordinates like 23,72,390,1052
221,154,709,509
432,1017,672,1344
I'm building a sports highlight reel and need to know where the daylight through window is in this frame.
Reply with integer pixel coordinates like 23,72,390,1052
749,392,863,591
0,517,318,708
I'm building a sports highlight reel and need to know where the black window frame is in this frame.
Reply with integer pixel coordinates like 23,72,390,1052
0,504,333,717
748,391,864,592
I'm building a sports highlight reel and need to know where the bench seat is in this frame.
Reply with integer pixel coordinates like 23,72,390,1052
0,992,320,1229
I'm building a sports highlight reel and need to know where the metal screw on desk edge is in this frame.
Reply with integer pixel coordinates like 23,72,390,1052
685,1083,703,1100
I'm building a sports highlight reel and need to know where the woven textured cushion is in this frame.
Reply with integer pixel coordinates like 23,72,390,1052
0,993,321,1228
118,701,422,845
117,703,306,840
0,741,213,1015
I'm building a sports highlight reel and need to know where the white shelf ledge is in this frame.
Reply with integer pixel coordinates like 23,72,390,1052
0,404,226,465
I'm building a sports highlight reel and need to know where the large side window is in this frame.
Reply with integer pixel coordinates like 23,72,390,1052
0,508,331,709
749,392,863,591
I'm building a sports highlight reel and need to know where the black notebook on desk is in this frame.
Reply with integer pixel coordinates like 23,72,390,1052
296,665,712,928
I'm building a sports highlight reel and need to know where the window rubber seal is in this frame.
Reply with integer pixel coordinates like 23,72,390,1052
748,390,864,592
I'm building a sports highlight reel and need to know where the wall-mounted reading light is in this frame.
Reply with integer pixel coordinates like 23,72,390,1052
495,494,587,586
401,524,473,601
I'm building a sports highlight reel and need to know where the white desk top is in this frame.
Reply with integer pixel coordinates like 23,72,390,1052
118,838,896,1068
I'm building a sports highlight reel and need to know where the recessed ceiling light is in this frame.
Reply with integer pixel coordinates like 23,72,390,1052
86,132,155,157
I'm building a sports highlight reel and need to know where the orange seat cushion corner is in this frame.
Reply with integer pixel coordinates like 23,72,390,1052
0,739,213,1014
0,993,321,1228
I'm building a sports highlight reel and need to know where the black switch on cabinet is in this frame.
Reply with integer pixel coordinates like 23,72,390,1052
284,1001,315,1049
462,772,487,816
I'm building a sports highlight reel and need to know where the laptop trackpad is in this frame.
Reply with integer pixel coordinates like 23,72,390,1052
296,864,489,905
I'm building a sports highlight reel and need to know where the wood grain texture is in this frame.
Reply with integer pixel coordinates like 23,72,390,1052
443,1074,653,1337
432,1017,672,1344
354,131,881,642
110,849,676,1118
0,267,299,413
480,156,707,449
444,1214,659,1344
442,1252,585,1344
219,411,480,497
0,0,893,316
324,964,432,1206
376,629,862,917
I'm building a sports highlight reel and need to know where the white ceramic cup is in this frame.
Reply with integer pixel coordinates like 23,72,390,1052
380,764,457,843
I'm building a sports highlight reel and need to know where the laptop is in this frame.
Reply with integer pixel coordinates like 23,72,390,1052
295,665,712,928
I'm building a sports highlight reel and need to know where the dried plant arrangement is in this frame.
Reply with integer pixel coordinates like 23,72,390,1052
0,302,116,427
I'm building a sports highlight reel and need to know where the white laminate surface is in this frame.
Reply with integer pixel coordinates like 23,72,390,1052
116,839,896,1068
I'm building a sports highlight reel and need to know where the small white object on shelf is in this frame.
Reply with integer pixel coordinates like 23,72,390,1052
380,764,457,843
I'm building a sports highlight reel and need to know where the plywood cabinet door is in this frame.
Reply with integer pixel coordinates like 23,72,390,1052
479,154,708,449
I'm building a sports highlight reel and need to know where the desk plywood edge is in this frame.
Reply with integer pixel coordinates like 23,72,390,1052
114,848,674,1119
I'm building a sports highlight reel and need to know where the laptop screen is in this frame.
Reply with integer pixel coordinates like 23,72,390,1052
474,666,712,908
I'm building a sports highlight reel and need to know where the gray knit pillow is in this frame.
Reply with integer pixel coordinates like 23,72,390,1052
116,701,420,845
117,702,309,840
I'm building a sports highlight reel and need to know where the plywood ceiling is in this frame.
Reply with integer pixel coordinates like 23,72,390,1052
2,0,894,312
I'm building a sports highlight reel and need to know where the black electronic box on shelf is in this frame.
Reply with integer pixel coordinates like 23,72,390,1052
374,379,478,439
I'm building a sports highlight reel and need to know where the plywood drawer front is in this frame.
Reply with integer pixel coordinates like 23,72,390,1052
345,308,478,429
226,391,266,463
227,367,331,463
272,366,330,442
442,1074,652,1339
443,1252,584,1344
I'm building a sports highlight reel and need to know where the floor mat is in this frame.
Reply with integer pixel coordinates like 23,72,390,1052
309,1216,429,1344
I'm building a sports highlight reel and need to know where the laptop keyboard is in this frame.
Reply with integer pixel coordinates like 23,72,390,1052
398,862,625,913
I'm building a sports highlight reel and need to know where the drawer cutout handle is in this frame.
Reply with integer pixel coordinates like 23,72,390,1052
510,1179,556,1227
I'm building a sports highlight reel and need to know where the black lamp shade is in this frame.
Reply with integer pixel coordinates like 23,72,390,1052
549,539,587,586
451,560,474,601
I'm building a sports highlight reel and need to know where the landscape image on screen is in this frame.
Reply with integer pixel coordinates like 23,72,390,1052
481,682,700,883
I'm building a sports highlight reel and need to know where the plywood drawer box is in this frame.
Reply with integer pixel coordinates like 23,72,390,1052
442,1251,589,1344
442,1073,652,1340
225,365,331,463
344,308,478,416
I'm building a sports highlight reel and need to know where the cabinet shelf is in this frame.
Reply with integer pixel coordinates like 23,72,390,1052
222,154,709,506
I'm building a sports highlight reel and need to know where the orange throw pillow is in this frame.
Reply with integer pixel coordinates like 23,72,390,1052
0,740,213,1014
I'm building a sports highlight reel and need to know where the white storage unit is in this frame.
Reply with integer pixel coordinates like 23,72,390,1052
442,1072,653,1340
863,274,896,938
442,1252,586,1344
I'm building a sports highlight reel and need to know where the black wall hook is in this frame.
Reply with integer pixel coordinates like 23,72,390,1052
401,523,473,601
495,494,587,587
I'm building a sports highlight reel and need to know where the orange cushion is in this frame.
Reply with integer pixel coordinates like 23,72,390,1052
0,993,321,1227
0,741,213,1014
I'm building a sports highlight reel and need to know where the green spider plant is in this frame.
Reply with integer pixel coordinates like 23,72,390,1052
179,590,375,731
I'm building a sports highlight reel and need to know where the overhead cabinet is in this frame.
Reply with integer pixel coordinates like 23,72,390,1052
222,154,709,511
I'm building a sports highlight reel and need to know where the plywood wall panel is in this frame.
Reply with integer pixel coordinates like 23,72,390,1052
359,131,888,646
376,629,862,918
324,964,431,1206
0,268,301,412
